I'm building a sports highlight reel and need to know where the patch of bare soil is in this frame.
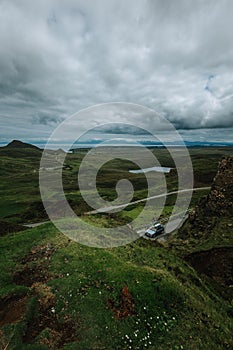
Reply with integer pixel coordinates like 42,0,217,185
23,283,78,348
185,247,233,299
0,294,27,327
1,243,78,348
13,243,58,287
107,285,135,319
13,264,52,287
21,243,56,264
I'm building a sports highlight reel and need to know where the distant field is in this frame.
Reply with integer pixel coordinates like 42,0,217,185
0,145,232,225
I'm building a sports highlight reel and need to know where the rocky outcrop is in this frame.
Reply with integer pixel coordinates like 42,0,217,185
190,156,233,223
177,157,233,240
204,157,233,216
177,157,233,299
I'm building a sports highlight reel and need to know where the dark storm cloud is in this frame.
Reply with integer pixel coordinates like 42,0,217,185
94,124,151,136
32,113,63,126
0,0,233,140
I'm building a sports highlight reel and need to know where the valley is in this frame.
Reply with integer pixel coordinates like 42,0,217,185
0,141,232,350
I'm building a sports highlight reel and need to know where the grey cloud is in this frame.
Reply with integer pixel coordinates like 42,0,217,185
0,0,233,141
94,124,151,135
32,113,63,126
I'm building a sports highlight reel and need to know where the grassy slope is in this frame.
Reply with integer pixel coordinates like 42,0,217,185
1,146,232,225
0,146,233,349
0,224,232,350
0,148,42,222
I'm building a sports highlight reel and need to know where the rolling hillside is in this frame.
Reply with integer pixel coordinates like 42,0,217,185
0,151,232,349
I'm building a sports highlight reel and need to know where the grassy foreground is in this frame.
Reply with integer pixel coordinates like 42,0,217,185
0,223,232,350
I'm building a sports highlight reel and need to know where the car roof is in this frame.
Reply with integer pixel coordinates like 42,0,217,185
146,229,155,234
154,223,162,227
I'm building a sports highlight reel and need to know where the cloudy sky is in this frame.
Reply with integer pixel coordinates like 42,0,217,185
0,0,233,144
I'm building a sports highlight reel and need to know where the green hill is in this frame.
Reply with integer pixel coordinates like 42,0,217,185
0,140,42,159
0,223,232,350
4,140,41,150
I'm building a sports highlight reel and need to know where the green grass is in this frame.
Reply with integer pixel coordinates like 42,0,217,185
0,224,232,349
0,146,232,225
0,146,233,349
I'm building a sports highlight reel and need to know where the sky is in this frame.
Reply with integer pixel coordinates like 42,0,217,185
0,0,233,145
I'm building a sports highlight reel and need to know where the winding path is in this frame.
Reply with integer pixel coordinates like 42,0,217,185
87,187,211,214
23,187,210,230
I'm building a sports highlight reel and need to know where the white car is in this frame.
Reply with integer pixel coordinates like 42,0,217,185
145,224,164,238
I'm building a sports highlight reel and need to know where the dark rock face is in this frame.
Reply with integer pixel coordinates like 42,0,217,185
178,157,233,239
204,157,233,216
178,157,233,299
191,156,233,221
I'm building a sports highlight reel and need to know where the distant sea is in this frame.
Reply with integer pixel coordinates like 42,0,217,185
0,140,233,151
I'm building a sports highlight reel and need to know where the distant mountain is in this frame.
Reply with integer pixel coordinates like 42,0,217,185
0,140,42,158
4,140,41,150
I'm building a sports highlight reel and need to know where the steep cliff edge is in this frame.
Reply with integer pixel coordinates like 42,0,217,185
173,157,233,299
195,156,233,217
178,156,233,240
